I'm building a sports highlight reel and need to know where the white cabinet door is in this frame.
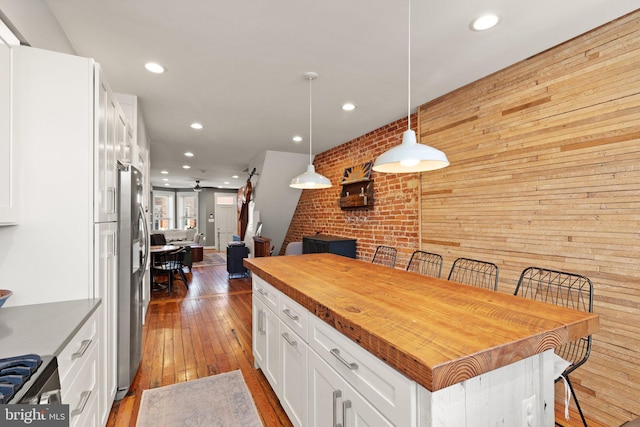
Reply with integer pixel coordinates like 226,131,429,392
94,65,118,223
0,36,17,225
252,297,267,369
309,349,344,427
115,104,129,163
94,222,117,424
309,350,393,427
252,296,281,395
280,323,307,427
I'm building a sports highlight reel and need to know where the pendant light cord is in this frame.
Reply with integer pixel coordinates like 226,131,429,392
407,0,411,131
309,76,313,164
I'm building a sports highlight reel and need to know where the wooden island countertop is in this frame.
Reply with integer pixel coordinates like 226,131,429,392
244,253,599,392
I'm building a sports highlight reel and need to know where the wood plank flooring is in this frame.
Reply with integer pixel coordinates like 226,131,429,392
106,251,292,427
106,250,603,427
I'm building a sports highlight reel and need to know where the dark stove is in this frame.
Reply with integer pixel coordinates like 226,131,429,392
0,354,60,404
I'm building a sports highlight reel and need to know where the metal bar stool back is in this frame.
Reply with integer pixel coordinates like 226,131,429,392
372,245,397,268
406,250,443,278
514,266,593,427
447,257,499,291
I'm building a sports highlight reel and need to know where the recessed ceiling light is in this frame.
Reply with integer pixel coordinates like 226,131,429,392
190,122,203,130
160,170,169,174
470,14,500,31
182,165,191,169
232,175,239,179
144,62,165,74
342,103,356,111
224,181,230,185
163,178,169,181
292,136,303,143
164,183,170,186
184,152,194,157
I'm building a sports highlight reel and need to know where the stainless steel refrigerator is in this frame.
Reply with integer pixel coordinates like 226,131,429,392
116,163,149,400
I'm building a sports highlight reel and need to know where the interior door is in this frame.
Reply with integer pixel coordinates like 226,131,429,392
214,193,237,250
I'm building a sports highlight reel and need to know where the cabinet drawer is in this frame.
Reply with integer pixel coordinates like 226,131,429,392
309,316,416,427
62,341,99,427
253,275,279,312
278,292,308,342
58,310,99,386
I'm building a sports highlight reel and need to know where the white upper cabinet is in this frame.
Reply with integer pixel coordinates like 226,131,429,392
94,65,118,223
0,28,19,225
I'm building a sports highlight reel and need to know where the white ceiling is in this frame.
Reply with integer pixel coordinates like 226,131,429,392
2,0,638,189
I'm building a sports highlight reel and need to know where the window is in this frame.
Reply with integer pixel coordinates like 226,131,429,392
153,191,174,230
178,192,198,230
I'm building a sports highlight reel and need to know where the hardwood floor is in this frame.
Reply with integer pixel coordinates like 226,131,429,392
106,250,603,427
106,252,293,427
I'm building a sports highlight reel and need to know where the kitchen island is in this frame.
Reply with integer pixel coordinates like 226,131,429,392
245,253,599,427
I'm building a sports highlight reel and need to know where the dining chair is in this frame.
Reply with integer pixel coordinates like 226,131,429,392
447,257,499,291
151,249,187,294
514,266,593,427
372,245,397,268
150,233,167,246
406,250,443,278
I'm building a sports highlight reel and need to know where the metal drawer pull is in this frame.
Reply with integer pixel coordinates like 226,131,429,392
282,308,299,321
72,339,92,359
342,400,352,427
71,390,91,416
333,390,342,427
282,332,297,347
257,288,267,296
330,348,358,370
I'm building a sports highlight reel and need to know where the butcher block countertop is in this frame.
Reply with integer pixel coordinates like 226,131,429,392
244,253,599,392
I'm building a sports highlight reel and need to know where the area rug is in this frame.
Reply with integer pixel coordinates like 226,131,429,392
192,252,227,267
136,370,262,427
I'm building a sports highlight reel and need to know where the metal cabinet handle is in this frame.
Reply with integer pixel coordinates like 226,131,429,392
260,311,266,335
71,390,92,416
282,308,299,321
342,400,352,427
257,309,263,334
257,288,267,296
282,332,297,347
72,339,92,359
330,348,358,370
333,390,342,427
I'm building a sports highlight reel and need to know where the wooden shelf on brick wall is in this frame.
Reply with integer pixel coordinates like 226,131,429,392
338,179,374,210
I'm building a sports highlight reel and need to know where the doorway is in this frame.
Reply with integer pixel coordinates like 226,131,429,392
214,192,237,251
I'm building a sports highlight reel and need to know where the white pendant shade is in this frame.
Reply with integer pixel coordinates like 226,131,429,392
290,164,332,189
289,72,332,189
373,0,449,174
373,130,449,173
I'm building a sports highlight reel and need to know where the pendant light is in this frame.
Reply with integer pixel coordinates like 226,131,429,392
193,180,202,192
372,0,449,173
289,72,332,189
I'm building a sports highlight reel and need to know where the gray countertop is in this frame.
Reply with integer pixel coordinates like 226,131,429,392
0,298,101,359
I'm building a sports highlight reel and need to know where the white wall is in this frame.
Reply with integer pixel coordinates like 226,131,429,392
249,150,309,255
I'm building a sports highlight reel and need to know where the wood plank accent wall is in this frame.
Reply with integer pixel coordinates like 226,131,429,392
416,11,640,425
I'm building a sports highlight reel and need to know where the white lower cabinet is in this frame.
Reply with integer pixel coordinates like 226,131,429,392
309,349,393,427
58,306,101,427
252,274,414,427
252,292,281,395
280,322,308,427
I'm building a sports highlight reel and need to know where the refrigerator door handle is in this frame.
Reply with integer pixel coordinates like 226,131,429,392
138,204,150,282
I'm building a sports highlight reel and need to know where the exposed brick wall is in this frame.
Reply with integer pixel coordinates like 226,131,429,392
282,114,421,268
